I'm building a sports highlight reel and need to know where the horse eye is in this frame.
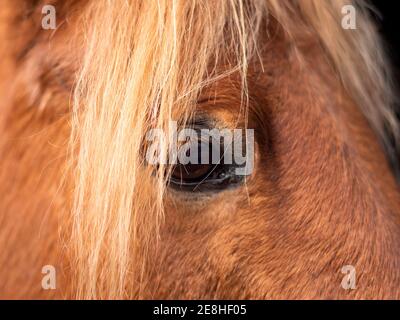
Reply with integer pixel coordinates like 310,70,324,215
168,140,245,192
171,163,217,182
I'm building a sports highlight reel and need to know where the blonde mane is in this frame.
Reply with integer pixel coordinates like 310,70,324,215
69,0,398,299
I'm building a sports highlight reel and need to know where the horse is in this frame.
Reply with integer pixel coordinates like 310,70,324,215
0,0,400,299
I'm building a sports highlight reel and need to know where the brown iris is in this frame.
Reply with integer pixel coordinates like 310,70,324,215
171,163,216,183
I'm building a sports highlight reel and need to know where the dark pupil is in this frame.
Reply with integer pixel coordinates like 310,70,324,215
170,140,217,182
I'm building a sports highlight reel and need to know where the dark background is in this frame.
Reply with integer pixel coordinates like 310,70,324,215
372,1,400,90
